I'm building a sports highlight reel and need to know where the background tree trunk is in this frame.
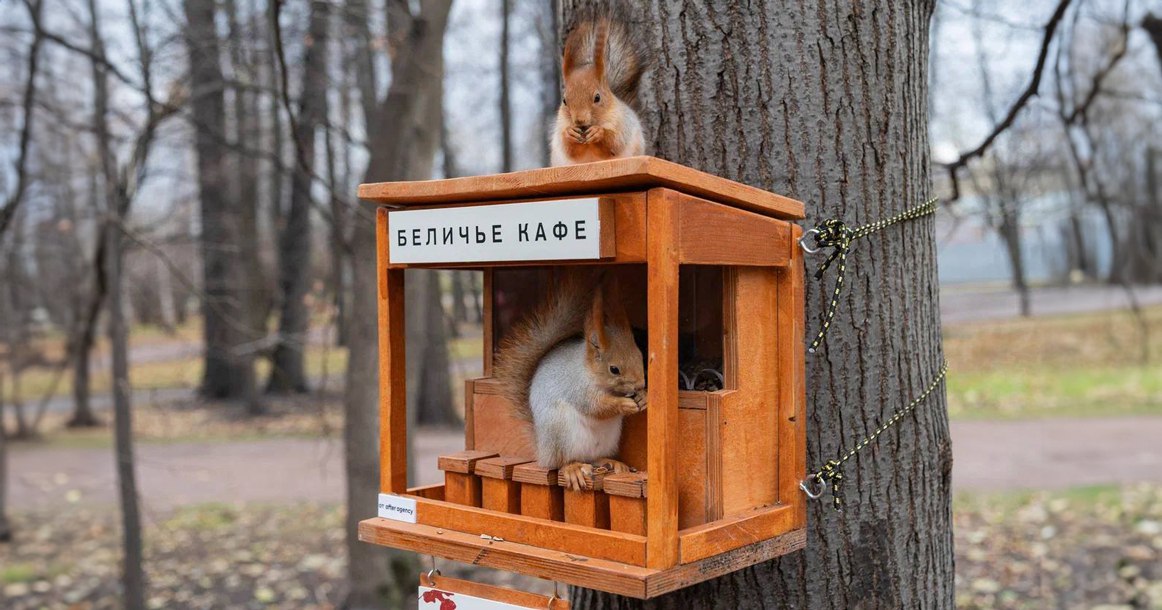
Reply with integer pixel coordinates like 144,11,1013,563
269,0,330,394
563,1,952,608
0,370,10,542
344,1,452,607
407,271,457,427
538,0,561,168
185,0,257,406
500,0,513,172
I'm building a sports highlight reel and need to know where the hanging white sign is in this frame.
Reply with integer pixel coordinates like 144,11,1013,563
388,198,608,264
418,574,568,610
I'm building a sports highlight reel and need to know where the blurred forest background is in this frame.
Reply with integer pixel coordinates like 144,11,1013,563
0,0,1161,608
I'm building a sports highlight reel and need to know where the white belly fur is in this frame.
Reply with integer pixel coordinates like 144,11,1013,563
528,339,623,467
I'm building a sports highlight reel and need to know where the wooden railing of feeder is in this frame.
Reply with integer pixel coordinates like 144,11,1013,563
358,156,807,599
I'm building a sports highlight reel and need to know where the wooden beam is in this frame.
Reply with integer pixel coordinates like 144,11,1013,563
376,208,407,493
677,504,795,563
645,187,680,569
358,156,805,220
676,193,792,266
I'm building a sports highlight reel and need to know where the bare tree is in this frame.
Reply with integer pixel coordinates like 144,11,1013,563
184,0,258,406
537,0,561,168
269,0,330,394
0,0,44,242
342,0,452,606
561,1,952,608
500,0,513,172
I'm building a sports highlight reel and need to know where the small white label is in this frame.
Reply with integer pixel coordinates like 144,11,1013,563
389,198,603,264
378,493,417,523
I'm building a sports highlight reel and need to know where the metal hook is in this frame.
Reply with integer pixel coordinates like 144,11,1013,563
424,568,441,586
800,475,826,499
799,228,822,254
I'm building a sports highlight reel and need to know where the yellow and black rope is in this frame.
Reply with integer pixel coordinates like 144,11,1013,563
803,360,949,510
803,197,939,354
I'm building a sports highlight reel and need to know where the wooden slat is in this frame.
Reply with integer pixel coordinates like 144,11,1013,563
610,495,647,536
445,472,482,507
376,209,407,493
781,224,808,527
512,463,558,486
704,393,724,522
676,193,792,266
437,450,499,474
359,518,651,598
563,490,610,530
359,517,805,599
463,378,476,450
678,504,795,564
720,268,780,516
482,477,522,514
477,456,535,480
644,528,806,598
407,483,446,501
359,156,804,220
412,497,644,565
520,482,565,522
422,574,570,610
645,187,680,569
604,472,647,498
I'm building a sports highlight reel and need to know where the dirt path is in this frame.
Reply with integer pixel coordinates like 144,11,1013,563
10,416,1162,513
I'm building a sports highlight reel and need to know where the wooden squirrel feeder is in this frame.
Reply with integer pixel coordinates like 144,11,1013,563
358,156,807,599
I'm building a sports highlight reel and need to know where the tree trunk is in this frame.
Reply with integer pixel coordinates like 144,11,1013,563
344,1,452,608
0,370,11,542
500,0,513,172
269,0,329,394
89,0,146,603
225,0,267,364
539,0,561,168
185,0,257,405
999,206,1030,316
407,271,457,427
564,2,952,608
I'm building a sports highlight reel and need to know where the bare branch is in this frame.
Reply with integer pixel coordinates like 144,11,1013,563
943,0,1072,201
0,0,46,241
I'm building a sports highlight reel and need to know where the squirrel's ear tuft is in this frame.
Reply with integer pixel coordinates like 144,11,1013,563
593,18,610,84
585,284,608,355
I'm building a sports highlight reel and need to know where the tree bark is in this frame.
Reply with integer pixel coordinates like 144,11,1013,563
564,1,952,608
344,1,452,607
185,0,257,405
269,0,330,394
538,0,561,168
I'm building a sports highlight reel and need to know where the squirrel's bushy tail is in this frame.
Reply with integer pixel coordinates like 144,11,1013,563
563,6,648,107
493,269,598,423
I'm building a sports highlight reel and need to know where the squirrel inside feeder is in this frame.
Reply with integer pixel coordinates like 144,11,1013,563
493,271,647,491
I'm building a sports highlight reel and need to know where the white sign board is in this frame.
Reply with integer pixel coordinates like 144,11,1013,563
419,586,554,610
377,493,417,523
389,198,605,264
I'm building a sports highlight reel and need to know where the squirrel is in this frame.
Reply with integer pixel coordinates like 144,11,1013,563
492,271,647,490
549,10,648,167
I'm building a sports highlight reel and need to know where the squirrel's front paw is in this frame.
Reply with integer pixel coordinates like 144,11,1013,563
615,396,641,416
566,126,587,144
631,389,648,412
560,462,594,491
585,125,605,144
594,458,633,474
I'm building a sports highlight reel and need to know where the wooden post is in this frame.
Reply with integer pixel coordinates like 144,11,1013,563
558,468,610,529
377,208,407,494
646,188,680,569
477,456,533,514
606,472,648,536
438,450,499,507
513,463,564,521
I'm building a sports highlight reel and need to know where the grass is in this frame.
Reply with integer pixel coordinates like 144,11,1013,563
944,306,1162,420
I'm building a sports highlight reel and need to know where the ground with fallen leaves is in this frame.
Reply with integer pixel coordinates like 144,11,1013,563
2,486,1160,609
